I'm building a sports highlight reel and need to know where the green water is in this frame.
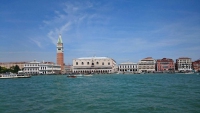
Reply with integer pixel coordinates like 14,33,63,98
0,74,200,113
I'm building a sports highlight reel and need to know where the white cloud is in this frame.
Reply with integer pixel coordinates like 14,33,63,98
47,30,58,45
42,1,110,45
60,22,72,33
31,39,42,48
39,1,200,63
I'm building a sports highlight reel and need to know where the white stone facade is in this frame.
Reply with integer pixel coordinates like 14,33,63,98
138,57,156,73
118,62,138,73
23,60,40,75
23,60,61,75
39,64,61,74
65,65,73,74
176,57,192,71
72,57,117,74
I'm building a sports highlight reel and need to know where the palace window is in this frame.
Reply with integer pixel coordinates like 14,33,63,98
87,62,89,65
82,62,84,65
102,62,104,65
108,62,110,65
96,62,99,65
76,62,78,65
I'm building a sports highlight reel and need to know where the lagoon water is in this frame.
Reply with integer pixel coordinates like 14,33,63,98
0,74,200,113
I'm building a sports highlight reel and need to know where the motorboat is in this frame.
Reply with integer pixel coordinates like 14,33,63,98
17,71,31,78
84,74,93,76
0,73,18,79
17,75,31,78
0,72,31,79
75,74,84,77
185,72,194,74
67,75,77,78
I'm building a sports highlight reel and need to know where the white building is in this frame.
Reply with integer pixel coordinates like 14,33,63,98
138,57,156,73
176,57,192,71
39,63,61,74
72,57,117,74
23,60,61,75
118,62,138,74
65,65,73,74
23,60,40,75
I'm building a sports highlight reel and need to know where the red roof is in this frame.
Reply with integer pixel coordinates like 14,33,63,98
193,60,200,63
178,57,191,59
157,58,174,62
145,57,153,59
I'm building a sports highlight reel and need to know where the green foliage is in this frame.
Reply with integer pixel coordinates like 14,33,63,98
0,67,8,73
13,65,20,73
0,65,20,73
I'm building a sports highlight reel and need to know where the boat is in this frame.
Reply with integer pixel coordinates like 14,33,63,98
67,73,84,77
75,74,83,77
0,73,18,79
67,75,77,78
17,71,31,78
84,74,93,76
0,71,31,79
17,74,31,78
185,72,194,74
116,71,121,74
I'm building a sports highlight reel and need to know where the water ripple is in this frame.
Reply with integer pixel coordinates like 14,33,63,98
0,74,200,113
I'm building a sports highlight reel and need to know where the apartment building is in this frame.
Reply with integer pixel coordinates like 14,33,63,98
138,57,156,73
156,58,175,72
118,62,138,73
192,59,200,72
176,57,192,71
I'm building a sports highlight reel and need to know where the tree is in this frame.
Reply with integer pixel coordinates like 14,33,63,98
0,65,20,73
14,65,20,73
0,66,1,73
1,67,8,73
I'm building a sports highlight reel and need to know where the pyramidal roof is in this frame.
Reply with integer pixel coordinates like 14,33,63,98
57,34,63,43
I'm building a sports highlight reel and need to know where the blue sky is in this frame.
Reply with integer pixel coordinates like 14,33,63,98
0,0,200,64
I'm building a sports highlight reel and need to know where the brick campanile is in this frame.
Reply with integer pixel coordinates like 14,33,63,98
57,34,64,73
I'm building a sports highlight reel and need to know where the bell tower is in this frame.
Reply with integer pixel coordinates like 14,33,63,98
57,34,64,73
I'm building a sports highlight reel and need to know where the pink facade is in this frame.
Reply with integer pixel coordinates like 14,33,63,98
192,60,200,72
156,58,175,72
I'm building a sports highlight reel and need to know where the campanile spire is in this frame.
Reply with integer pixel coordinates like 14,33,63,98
57,34,64,74
58,34,62,43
